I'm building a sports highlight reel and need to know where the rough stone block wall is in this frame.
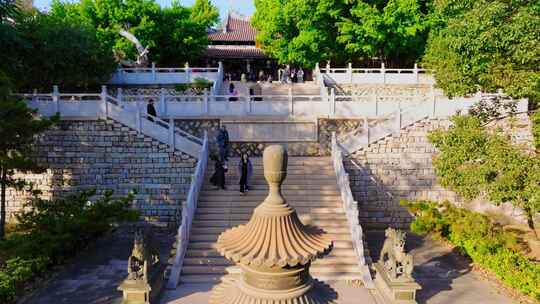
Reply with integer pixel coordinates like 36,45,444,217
346,115,534,230
6,119,196,226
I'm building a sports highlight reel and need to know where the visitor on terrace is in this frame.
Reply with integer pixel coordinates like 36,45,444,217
238,153,253,194
297,68,304,83
147,99,157,122
228,83,238,102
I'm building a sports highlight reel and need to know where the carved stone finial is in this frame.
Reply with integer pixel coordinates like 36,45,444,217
209,145,337,304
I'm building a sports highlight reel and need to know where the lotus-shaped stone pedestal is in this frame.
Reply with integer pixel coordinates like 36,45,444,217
209,145,337,304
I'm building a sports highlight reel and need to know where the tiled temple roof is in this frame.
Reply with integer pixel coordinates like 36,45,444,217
209,12,257,42
205,45,267,59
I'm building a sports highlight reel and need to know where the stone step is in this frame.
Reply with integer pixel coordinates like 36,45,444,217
187,240,354,250
197,201,343,209
191,219,349,228
203,178,337,186
197,195,341,203
179,272,364,284
195,207,345,215
183,256,359,267
193,212,347,221
189,232,352,242
199,189,340,196
190,226,351,235
181,263,362,276
184,247,358,258
200,184,339,191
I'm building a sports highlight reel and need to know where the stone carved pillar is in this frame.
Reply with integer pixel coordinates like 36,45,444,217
209,145,337,304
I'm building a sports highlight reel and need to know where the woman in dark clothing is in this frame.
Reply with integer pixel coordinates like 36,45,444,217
210,155,226,190
238,153,252,194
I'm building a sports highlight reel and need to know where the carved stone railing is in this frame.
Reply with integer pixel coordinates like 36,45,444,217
166,132,209,289
331,132,374,288
318,63,433,85
109,62,223,86
20,86,204,158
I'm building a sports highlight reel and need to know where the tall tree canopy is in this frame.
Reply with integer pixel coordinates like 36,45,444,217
0,2,116,91
50,0,219,66
252,0,344,68
252,0,431,68
337,0,431,66
422,0,540,100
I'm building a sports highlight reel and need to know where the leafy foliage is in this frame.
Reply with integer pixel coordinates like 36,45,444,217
337,0,431,66
12,13,116,91
0,190,138,303
50,0,217,67
422,0,540,101
0,94,59,239
402,200,540,300
252,0,432,68
252,0,344,68
428,115,540,237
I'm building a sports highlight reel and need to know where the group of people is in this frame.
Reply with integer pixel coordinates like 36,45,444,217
210,125,253,194
278,66,304,84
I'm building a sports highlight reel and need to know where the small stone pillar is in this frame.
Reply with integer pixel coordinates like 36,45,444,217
209,145,336,303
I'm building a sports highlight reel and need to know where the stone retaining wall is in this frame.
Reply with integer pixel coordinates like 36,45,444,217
6,119,196,227
346,114,534,230
174,118,362,157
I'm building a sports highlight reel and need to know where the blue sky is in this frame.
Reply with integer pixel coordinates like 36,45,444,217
33,0,256,17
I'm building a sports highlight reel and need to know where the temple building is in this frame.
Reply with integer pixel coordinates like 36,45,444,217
202,12,277,81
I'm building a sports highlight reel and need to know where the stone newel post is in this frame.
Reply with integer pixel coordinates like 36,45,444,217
209,145,336,304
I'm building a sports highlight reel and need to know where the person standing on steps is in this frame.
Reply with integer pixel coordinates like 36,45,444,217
147,99,157,122
238,153,253,194
210,155,227,190
217,125,230,163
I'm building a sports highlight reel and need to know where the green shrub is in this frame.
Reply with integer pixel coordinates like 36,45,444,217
531,110,540,152
402,200,540,300
0,190,138,303
175,78,213,93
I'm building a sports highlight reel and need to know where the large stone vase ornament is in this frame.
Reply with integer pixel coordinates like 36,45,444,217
209,145,337,303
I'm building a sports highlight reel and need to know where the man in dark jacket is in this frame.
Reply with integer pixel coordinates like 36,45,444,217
147,99,157,122
217,125,230,162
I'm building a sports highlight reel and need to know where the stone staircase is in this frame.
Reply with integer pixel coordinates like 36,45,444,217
178,157,367,284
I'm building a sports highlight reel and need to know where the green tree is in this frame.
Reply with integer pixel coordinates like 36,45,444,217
422,0,540,101
190,0,219,28
429,115,540,239
337,0,431,66
154,2,210,66
252,0,345,68
50,0,216,66
11,13,116,91
0,85,58,239
0,0,19,20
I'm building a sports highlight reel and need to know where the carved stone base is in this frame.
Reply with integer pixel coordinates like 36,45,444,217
209,276,337,304
118,264,166,304
373,263,421,304
118,280,151,304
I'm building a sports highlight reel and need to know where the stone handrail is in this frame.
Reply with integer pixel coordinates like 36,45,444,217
318,63,433,85
331,132,374,288
166,131,209,289
110,62,223,86
21,86,204,158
